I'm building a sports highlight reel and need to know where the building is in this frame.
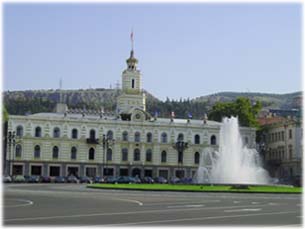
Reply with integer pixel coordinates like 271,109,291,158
6,47,256,179
258,116,302,185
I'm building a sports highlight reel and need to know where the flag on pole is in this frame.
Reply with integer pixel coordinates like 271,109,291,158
131,31,134,42
130,30,134,50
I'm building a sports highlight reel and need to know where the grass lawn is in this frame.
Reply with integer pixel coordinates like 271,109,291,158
87,183,302,193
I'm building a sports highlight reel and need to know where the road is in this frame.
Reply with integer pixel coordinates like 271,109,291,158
3,183,302,226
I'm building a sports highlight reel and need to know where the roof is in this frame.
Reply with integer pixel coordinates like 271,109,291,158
11,112,222,127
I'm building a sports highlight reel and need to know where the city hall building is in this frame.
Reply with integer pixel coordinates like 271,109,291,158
6,48,256,179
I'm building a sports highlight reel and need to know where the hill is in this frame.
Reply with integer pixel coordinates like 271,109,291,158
3,89,302,119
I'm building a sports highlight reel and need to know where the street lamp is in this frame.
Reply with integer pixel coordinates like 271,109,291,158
7,131,16,176
173,140,188,178
102,134,115,176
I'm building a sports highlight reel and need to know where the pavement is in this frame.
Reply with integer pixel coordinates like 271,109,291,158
3,183,302,226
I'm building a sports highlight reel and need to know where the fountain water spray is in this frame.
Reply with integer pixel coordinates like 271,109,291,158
195,117,270,184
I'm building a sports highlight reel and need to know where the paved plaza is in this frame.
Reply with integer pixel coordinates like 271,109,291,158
3,183,302,226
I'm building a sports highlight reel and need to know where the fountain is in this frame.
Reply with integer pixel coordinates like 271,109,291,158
195,117,270,184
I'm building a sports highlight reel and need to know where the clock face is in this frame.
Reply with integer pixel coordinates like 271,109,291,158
135,113,141,119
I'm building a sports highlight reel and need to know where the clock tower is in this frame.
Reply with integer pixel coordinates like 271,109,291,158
117,47,146,117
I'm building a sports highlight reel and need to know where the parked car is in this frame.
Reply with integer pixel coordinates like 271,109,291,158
28,175,41,183
13,175,26,183
133,176,142,184
40,176,51,183
3,175,12,183
142,176,154,184
116,176,136,184
104,176,118,184
93,176,105,183
170,177,181,184
66,175,79,183
79,176,92,184
154,176,168,184
180,177,193,184
54,176,66,183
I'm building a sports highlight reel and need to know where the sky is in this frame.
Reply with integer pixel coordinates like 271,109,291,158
3,3,302,101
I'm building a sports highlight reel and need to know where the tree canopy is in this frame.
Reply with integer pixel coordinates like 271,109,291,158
207,97,262,127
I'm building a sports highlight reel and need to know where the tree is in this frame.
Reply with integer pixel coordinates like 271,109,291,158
208,97,262,127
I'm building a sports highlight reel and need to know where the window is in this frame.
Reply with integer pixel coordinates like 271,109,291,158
89,148,95,160
107,148,112,161
34,145,40,158
132,79,135,88
146,149,152,162
16,126,23,137
89,129,96,139
288,145,293,159
194,152,200,164
122,131,128,141
135,132,141,142
161,151,167,163
134,148,140,161
35,127,42,137
210,135,216,145
244,137,249,145
194,135,200,144
72,129,78,139
71,147,77,160
161,132,167,143
53,127,60,138
107,130,113,140
15,144,22,158
122,148,128,161
52,146,59,159
281,131,284,141
177,133,184,141
146,132,152,143
289,129,292,139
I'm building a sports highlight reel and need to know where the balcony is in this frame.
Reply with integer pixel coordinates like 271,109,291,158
86,138,99,144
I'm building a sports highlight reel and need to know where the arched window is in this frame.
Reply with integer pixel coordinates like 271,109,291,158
34,145,40,158
122,148,128,161
89,148,95,160
107,148,112,161
89,129,96,139
15,144,22,158
134,148,140,161
72,129,78,139
146,132,152,143
35,127,42,137
210,135,216,145
135,132,141,142
16,126,23,137
177,133,184,141
161,151,167,163
107,130,113,140
194,134,200,144
52,146,59,159
194,152,200,164
161,132,167,143
53,127,60,138
146,149,152,162
71,147,77,160
131,79,135,88
122,131,128,141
